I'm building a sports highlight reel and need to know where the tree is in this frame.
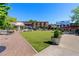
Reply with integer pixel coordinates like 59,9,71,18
0,3,10,29
28,19,37,22
6,16,16,23
71,6,79,26
4,16,17,29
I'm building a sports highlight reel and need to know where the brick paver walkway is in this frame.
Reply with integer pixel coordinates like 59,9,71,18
0,32,36,56
36,34,79,56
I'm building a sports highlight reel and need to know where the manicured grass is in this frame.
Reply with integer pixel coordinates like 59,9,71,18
21,31,53,52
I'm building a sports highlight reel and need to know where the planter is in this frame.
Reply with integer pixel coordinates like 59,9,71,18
0,30,9,35
51,30,62,45
51,36,60,45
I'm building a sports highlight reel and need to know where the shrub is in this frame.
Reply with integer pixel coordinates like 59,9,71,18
59,30,63,35
53,30,60,38
75,29,79,35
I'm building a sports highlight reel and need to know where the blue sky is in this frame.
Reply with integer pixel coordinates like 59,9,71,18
8,3,79,24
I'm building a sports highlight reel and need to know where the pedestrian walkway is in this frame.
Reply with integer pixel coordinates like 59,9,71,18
60,34,79,52
36,34,79,56
0,32,36,56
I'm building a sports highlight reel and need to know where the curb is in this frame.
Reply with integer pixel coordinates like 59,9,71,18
23,38,38,54
19,32,38,55
35,45,51,56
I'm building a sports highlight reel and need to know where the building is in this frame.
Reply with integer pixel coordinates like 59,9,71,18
63,23,79,31
56,21,70,28
23,21,48,28
12,21,49,30
48,24,57,30
56,21,79,32
12,22,25,30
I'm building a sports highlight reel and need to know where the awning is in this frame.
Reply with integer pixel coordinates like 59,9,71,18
12,22,25,26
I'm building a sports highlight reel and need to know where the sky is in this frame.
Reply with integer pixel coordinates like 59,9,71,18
8,3,79,24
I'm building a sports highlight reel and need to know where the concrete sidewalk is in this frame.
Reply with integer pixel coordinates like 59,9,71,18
36,34,79,56
60,34,79,52
0,32,36,56
35,45,79,56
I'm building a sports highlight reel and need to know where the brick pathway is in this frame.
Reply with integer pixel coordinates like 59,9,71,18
0,32,36,56
36,34,79,56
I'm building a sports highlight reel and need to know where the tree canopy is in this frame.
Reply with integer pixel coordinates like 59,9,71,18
71,6,79,26
0,3,11,29
0,3,17,29
28,19,37,22
6,16,16,23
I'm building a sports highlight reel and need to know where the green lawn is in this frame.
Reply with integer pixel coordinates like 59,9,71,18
21,31,53,52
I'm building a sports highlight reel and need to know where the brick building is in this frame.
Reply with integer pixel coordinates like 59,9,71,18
12,21,49,30
12,21,48,29
23,21,48,28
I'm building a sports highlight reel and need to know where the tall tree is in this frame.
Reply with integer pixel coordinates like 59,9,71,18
71,6,79,26
0,3,10,29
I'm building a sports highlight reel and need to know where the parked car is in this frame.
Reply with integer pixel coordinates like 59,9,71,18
0,30,14,35
22,29,29,32
8,30,14,33
75,29,79,35
0,30,9,35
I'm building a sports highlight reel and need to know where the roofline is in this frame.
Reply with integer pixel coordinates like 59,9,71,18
17,21,48,23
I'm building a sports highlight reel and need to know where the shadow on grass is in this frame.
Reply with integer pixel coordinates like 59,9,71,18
44,41,58,45
0,46,6,53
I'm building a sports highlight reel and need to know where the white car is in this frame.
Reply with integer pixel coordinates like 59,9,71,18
0,30,9,35
22,29,29,32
